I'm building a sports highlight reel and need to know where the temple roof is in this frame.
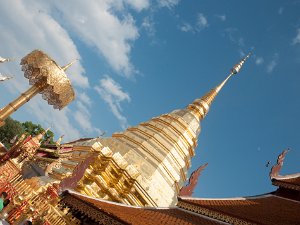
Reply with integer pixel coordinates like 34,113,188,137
272,173,300,191
178,194,300,225
61,190,224,225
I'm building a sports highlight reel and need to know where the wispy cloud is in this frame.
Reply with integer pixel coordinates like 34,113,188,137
216,14,226,22
197,13,208,30
47,1,140,78
127,0,150,11
255,57,264,65
266,53,279,73
158,0,180,9
223,27,250,57
180,23,193,32
278,7,284,15
292,28,300,45
77,92,92,107
179,13,208,33
142,16,156,37
94,76,131,129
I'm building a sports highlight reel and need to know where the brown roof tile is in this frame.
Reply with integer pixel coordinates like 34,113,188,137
63,191,223,225
273,175,300,190
179,195,300,225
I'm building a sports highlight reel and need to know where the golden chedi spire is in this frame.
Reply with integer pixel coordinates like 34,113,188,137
63,53,251,208
188,52,252,120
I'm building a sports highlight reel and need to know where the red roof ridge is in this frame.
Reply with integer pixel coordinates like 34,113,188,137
272,194,300,204
177,207,229,224
178,193,274,201
272,173,300,180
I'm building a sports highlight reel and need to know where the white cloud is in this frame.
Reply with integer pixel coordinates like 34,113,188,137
292,28,300,45
179,13,208,33
78,92,92,107
224,28,238,43
216,14,226,22
238,38,245,47
158,0,180,9
278,7,284,15
127,0,150,11
142,16,156,37
255,57,264,65
94,76,130,129
48,1,139,77
180,23,193,32
26,98,81,139
266,53,279,73
197,13,208,30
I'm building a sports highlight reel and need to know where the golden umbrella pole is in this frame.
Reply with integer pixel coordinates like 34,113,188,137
0,83,44,126
0,50,76,127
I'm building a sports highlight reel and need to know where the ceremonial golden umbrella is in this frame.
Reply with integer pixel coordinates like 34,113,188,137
0,50,75,126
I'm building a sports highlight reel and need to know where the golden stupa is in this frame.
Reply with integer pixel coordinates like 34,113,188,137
0,51,251,224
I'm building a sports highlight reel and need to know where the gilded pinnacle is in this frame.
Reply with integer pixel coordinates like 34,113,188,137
0,57,14,63
188,52,252,120
61,59,78,71
230,51,252,75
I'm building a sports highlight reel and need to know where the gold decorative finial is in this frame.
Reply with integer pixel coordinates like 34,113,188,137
36,127,50,141
61,59,78,71
188,52,252,120
0,74,13,82
230,51,252,75
0,56,14,63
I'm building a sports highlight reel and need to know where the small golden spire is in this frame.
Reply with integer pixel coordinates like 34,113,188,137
188,52,251,120
61,59,78,71
0,57,14,63
35,127,50,141
0,74,13,82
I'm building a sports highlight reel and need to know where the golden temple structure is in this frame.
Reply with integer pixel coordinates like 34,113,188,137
0,50,299,225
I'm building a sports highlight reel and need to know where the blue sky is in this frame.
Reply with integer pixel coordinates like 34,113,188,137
0,0,300,199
